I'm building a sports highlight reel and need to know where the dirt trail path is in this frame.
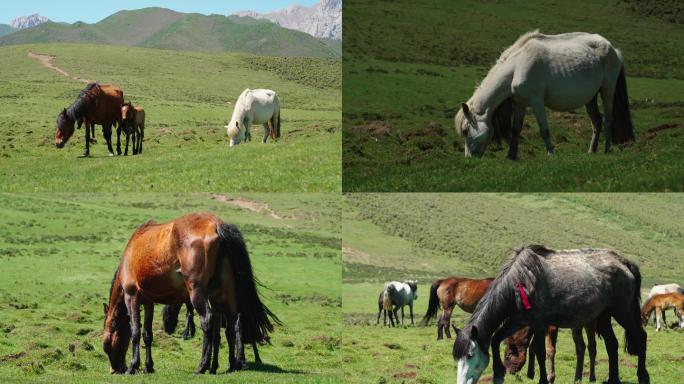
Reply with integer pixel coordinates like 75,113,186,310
210,194,283,220
27,51,93,83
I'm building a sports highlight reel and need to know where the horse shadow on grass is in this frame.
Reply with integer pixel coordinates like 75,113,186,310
246,363,305,374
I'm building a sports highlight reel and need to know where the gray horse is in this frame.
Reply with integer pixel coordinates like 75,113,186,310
381,281,418,326
453,245,648,384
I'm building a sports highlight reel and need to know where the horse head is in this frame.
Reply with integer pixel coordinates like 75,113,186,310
502,326,532,375
455,103,493,157
225,119,244,146
453,325,490,384
55,108,75,148
102,276,131,374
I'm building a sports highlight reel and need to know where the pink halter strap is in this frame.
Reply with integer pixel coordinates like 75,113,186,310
515,282,532,310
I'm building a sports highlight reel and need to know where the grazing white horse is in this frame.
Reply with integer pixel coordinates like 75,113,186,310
225,88,281,146
455,30,634,159
382,280,418,325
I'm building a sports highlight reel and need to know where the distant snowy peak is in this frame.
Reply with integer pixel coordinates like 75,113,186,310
234,0,341,40
10,14,49,30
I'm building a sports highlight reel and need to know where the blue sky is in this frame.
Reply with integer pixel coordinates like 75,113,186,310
1,0,319,25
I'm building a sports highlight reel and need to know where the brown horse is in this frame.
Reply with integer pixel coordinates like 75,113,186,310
102,212,279,374
503,322,598,383
421,277,494,339
641,292,684,331
120,102,145,155
55,82,123,157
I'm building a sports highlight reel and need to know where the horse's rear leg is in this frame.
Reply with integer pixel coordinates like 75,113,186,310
190,288,216,374
252,341,262,364
409,303,414,325
585,94,603,153
104,124,115,156
262,123,270,143
209,312,221,374
143,303,155,373
124,293,142,374
570,327,585,384
138,124,144,154
183,301,195,339
586,323,597,382
530,99,554,155
600,85,615,153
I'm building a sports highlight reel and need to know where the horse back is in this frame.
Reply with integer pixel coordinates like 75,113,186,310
87,84,124,125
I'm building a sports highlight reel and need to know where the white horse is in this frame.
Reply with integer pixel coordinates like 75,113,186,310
382,280,418,325
225,88,281,146
455,30,634,159
646,283,684,326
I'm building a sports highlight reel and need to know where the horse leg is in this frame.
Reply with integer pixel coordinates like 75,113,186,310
83,122,91,157
376,304,382,325
183,301,196,339
209,312,221,374
234,312,245,370
655,308,662,331
409,302,414,325
587,323,597,382
139,123,144,154
571,327,585,384
263,122,270,143
124,293,142,374
610,302,649,384
596,313,620,384
662,307,667,328
400,306,405,326
225,313,237,372
143,303,155,373
104,124,115,156
508,103,526,160
600,85,615,153
530,99,554,155
444,306,454,339
437,312,445,340
527,334,536,379
491,318,526,383
252,340,262,364
190,287,216,374
532,325,550,384
124,128,130,156
585,94,603,153
546,327,558,383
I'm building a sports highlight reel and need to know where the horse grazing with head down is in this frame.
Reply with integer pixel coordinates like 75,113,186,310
381,281,418,326
641,292,684,331
55,82,124,157
455,31,634,160
102,212,280,374
225,88,281,146
421,277,494,339
453,245,649,384
119,102,145,156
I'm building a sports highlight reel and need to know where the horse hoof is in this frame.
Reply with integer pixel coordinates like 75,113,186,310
109,152,115,157
125,368,137,375
144,366,155,374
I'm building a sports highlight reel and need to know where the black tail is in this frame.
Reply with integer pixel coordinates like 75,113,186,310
162,303,182,334
421,281,441,326
623,259,645,356
275,110,281,139
611,66,635,144
217,223,282,344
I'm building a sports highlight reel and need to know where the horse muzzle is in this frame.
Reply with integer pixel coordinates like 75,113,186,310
55,140,65,148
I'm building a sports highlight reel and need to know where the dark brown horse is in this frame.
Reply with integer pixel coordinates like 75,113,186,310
102,212,279,374
55,82,123,157
119,102,145,155
503,322,598,383
421,277,494,339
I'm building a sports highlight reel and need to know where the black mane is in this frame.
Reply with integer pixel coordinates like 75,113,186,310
65,82,99,121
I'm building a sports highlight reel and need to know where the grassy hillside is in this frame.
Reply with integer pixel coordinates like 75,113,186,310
0,193,341,383
0,8,340,58
342,0,684,191
0,44,341,192
0,24,16,37
342,193,684,383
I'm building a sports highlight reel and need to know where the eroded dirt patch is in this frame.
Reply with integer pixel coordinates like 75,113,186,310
210,194,282,219
349,120,393,139
342,246,371,264
27,52,93,83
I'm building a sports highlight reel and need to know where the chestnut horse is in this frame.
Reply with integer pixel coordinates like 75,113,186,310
503,322,598,383
421,277,494,339
119,102,145,155
55,82,123,157
641,292,684,331
102,212,279,374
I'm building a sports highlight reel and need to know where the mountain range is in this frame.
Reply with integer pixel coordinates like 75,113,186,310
0,7,340,58
235,0,341,40
10,14,49,29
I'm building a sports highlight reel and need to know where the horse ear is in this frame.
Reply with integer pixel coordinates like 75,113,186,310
103,303,109,314
62,108,67,116
461,103,470,116
452,324,461,335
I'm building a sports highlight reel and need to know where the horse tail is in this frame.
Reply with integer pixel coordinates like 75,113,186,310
622,258,646,356
275,107,281,139
216,222,281,344
382,284,394,311
611,66,635,144
161,303,183,334
421,281,441,326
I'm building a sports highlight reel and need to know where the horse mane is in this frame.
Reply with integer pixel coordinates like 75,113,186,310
133,219,157,235
454,245,549,358
66,82,100,121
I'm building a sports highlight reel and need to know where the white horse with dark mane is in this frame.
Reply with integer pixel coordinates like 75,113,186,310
225,88,281,146
455,30,634,159
382,280,419,325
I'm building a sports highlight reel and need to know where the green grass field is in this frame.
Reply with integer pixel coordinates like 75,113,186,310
342,0,684,191
0,44,341,192
342,193,684,383
0,193,341,383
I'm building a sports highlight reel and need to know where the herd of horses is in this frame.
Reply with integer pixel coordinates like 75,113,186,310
53,83,281,156
102,212,279,375
377,245,683,384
